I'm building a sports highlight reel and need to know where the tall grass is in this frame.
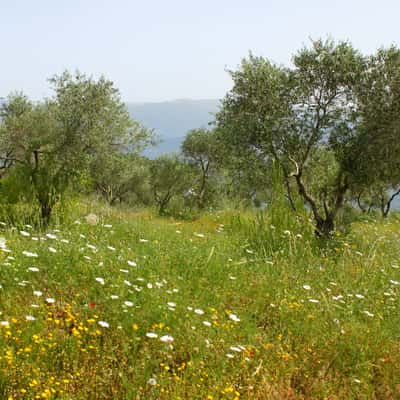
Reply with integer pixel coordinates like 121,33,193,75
0,194,399,398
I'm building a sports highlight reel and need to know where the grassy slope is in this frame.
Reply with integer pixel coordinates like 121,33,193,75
0,206,399,399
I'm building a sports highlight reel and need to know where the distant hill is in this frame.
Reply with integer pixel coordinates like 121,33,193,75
126,99,220,157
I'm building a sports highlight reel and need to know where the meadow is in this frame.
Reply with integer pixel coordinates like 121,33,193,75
0,201,399,399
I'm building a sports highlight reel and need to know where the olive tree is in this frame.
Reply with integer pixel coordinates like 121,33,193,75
181,128,220,208
353,46,400,217
217,39,400,236
90,153,150,206
149,155,192,215
0,71,153,224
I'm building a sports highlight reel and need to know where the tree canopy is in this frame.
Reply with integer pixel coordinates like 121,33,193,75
216,39,400,235
0,71,153,223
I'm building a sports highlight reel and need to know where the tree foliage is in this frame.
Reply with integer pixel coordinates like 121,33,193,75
149,155,192,215
0,72,153,223
216,39,400,235
181,128,220,208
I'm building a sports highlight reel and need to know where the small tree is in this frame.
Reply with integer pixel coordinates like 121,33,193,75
181,128,220,208
150,155,191,215
91,153,150,205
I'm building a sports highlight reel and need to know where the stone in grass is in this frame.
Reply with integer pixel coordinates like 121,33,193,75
85,213,99,225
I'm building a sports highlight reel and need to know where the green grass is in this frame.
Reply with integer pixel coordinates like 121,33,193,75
0,204,399,399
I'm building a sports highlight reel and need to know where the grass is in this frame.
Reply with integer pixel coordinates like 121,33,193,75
0,202,399,399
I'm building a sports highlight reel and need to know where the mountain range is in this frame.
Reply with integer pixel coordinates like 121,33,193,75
126,99,220,157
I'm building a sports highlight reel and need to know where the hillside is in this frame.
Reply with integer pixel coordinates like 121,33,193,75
1,204,400,398
127,99,220,157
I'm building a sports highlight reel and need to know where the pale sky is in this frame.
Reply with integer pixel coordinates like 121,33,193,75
1,0,399,102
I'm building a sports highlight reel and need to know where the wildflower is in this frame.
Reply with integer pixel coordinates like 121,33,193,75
127,260,137,267
98,320,110,328
230,346,242,352
147,283,153,289
110,295,119,299
107,246,116,251
140,239,149,243
194,233,205,238
226,353,234,359
167,302,176,308
28,267,39,272
203,321,212,327
46,298,55,304
0,237,7,250
22,251,38,257
46,233,57,239
124,301,134,307
146,332,158,338
48,247,57,253
148,378,157,386
160,335,174,343
95,277,105,285
0,321,9,326
303,285,311,290
355,294,365,299
25,315,36,321
363,310,374,317
20,230,30,237
390,279,399,285
194,308,205,315
103,224,112,228
229,313,240,322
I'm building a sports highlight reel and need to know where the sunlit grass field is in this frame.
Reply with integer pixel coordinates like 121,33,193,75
0,203,399,399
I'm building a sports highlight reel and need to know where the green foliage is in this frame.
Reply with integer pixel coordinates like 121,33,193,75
0,203,399,398
181,128,220,208
0,72,153,224
90,153,150,206
216,39,400,236
149,154,193,215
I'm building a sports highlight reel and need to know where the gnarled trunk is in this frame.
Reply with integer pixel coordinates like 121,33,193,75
315,215,335,237
40,202,52,226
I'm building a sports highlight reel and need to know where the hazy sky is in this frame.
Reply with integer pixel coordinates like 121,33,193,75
1,0,399,102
